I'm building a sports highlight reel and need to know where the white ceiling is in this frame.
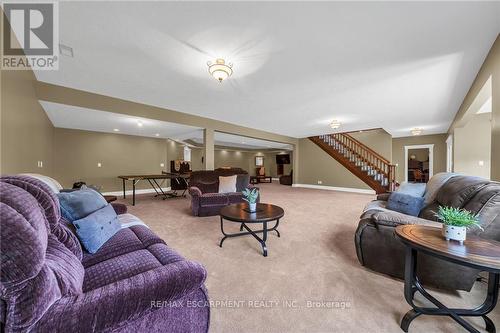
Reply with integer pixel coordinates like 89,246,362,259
34,2,500,138
186,132,294,151
41,101,292,150
41,101,201,139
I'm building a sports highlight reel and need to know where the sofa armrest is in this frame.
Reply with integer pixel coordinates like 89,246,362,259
34,260,207,332
189,186,202,197
111,202,127,215
368,209,441,228
376,192,391,201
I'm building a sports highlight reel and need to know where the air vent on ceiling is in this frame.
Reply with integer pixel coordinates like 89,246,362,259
59,44,74,58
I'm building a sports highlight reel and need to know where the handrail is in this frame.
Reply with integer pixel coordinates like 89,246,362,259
343,133,390,164
315,133,397,192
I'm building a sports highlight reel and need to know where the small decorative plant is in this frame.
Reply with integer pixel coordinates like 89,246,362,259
436,206,482,245
242,188,259,212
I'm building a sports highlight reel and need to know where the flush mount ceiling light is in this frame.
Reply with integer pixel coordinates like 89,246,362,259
411,128,423,136
207,58,233,82
330,120,341,129
137,121,143,127
113,128,120,132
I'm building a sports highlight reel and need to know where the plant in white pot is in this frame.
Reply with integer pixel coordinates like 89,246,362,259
436,206,482,245
242,188,259,213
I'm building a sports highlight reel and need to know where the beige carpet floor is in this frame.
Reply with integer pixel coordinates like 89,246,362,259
119,182,499,333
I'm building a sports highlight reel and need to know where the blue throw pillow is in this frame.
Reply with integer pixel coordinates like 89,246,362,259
58,188,107,222
387,192,425,217
72,204,121,253
396,182,426,197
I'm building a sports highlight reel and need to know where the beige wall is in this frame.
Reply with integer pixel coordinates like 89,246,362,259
1,68,54,175
297,129,392,190
350,129,392,161
54,128,168,192
392,134,447,183
454,113,491,179
298,138,371,189
448,35,500,181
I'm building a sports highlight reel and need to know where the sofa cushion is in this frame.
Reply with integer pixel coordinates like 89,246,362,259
436,176,490,208
419,202,440,221
82,225,164,268
236,174,250,192
387,192,424,216
83,249,163,291
397,182,426,197
199,193,229,207
227,192,244,204
73,205,121,254
423,172,458,206
58,187,108,221
218,175,237,193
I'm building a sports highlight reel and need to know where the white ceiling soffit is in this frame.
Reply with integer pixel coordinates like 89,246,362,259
34,2,500,138
179,131,293,150
40,101,201,139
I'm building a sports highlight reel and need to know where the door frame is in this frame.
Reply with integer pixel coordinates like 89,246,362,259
404,144,434,183
446,135,453,172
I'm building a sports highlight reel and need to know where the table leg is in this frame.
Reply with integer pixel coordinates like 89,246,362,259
261,221,268,257
132,181,136,206
401,247,419,332
122,178,126,199
220,219,280,257
401,247,498,333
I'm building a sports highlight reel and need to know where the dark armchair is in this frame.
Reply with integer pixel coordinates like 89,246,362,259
279,170,293,185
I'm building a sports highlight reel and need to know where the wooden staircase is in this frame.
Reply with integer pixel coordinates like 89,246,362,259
309,133,397,194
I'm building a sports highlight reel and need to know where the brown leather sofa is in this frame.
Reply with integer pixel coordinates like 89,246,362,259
355,174,500,291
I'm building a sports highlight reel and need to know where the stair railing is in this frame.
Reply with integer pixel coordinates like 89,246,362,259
319,133,397,191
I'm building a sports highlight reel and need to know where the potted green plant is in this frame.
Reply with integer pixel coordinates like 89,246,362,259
436,206,482,245
242,188,259,212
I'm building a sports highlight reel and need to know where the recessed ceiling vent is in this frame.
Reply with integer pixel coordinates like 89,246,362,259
59,44,74,58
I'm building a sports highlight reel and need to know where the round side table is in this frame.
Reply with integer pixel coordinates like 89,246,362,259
395,225,500,333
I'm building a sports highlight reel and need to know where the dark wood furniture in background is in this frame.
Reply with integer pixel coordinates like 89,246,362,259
395,225,500,333
103,195,117,203
219,203,284,257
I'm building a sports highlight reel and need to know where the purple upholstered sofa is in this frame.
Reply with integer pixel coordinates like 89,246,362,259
0,175,210,332
188,168,258,217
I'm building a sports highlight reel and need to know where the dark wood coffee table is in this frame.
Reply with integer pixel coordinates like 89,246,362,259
219,203,284,257
395,225,500,333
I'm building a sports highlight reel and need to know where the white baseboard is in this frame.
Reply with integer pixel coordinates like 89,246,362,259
292,183,375,195
102,187,171,196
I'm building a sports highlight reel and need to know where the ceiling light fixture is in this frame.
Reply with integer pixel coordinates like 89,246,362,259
330,120,341,129
137,121,143,127
113,128,120,132
411,128,423,136
155,133,160,137
207,58,233,82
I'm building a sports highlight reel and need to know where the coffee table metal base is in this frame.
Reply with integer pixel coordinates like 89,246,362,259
401,247,499,333
219,218,280,257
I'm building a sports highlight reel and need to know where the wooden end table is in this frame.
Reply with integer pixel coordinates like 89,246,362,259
395,225,500,333
219,203,284,257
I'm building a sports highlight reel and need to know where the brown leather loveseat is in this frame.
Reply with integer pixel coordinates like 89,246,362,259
355,174,500,291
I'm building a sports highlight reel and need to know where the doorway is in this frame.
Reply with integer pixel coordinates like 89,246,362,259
405,144,434,183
